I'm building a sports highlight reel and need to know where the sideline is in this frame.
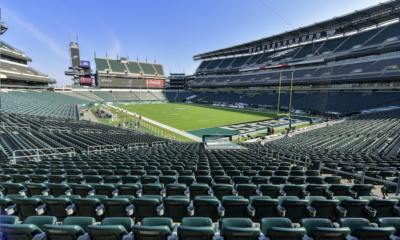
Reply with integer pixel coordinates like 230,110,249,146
107,104,203,142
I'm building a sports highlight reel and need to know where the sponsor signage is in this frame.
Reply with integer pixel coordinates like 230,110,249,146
146,79,164,87
80,61,90,68
260,63,289,70
80,77,93,83
98,76,164,88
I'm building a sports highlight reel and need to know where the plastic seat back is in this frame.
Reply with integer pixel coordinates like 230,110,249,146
178,217,215,240
193,196,220,222
220,218,260,240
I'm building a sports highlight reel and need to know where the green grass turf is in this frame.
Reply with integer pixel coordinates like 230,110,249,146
113,103,278,131
90,105,195,142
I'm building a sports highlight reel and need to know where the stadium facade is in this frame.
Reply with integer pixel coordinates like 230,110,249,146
0,24,56,89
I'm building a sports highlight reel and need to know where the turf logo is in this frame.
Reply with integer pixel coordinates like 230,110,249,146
170,108,189,110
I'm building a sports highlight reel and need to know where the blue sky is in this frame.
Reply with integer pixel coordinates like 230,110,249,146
2,0,380,86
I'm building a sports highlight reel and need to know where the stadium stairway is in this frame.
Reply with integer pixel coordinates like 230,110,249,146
107,104,202,142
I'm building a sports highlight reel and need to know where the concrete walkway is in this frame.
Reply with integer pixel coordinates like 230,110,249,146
107,104,202,142
81,110,101,123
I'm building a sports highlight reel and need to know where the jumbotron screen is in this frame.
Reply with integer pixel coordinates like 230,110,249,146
98,76,164,88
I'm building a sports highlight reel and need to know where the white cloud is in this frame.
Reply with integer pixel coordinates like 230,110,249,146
108,33,122,58
6,9,70,59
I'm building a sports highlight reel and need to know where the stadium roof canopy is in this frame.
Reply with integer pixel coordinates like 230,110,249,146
1,23,8,35
193,0,400,60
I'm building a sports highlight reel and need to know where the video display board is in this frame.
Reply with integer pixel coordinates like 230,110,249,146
98,76,163,88
69,42,81,67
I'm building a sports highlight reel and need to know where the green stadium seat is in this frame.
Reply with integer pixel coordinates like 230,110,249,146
278,196,309,223
48,175,67,184
13,197,47,221
235,184,258,199
47,183,72,197
303,184,328,197
166,183,189,196
213,175,231,184
42,217,96,240
102,196,135,218
219,196,250,219
1,194,27,215
358,196,398,221
178,217,216,240
333,196,369,219
305,196,339,221
282,184,305,198
1,215,20,225
339,218,395,240
326,184,353,199
300,218,350,240
132,195,164,222
133,217,176,240
163,196,191,222
73,195,108,222
87,217,133,240
211,184,234,200
376,217,400,238
30,175,50,184
260,218,306,240
188,184,211,200
141,183,166,197
192,196,220,222
23,216,57,230
250,176,269,185
70,184,95,197
93,184,118,198
44,195,80,221
2,183,27,196
258,184,286,198
117,184,141,197
248,196,280,222
220,218,260,240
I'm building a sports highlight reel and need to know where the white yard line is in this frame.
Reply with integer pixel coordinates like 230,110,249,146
107,104,202,142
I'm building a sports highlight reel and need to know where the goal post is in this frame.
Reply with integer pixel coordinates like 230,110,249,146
276,71,294,127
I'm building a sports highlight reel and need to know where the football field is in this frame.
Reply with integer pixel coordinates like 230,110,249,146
114,103,278,131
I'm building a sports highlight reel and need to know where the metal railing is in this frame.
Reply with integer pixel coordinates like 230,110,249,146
41,126,71,132
87,144,121,155
108,130,128,135
276,154,400,196
1,123,31,130
151,141,167,147
12,147,76,163
127,142,148,150
79,128,103,134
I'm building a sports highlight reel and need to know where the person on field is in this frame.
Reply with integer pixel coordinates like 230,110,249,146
310,118,314,125
272,128,275,134
238,134,241,142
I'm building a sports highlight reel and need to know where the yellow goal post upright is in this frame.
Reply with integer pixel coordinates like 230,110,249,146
276,71,295,127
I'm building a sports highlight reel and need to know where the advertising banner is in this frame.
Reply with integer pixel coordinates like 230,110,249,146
146,79,164,87
98,76,164,88
80,77,93,83
80,61,90,68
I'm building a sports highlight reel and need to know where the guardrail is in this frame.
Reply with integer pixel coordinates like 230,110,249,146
87,144,121,155
12,147,76,163
151,141,167,147
1,123,31,130
41,126,71,132
79,128,103,134
276,154,400,196
127,142,148,150
108,130,128,135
